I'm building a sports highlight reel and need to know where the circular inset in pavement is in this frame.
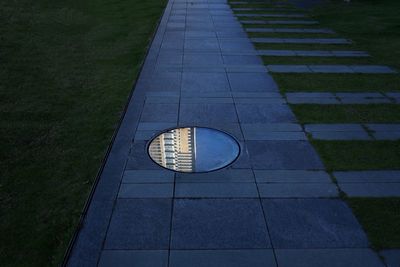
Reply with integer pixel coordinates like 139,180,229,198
148,127,240,173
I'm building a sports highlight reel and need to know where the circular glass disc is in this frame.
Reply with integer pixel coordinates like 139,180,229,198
148,127,240,173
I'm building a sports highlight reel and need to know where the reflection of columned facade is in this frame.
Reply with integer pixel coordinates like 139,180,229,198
149,127,196,172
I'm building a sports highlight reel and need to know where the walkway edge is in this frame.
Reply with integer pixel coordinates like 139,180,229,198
62,1,173,266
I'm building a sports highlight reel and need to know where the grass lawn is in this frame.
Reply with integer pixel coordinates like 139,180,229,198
0,0,166,266
348,198,400,249
273,73,400,92
311,140,400,171
311,0,400,70
292,104,400,124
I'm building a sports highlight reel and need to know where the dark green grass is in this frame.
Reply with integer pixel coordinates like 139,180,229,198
311,141,400,171
262,56,374,65
292,104,400,124
273,73,400,92
311,0,400,70
0,0,166,266
348,198,400,249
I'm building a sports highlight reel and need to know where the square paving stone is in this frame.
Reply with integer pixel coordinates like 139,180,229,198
181,72,230,92
228,73,279,92
169,250,277,267
380,249,400,267
126,141,161,170
247,141,324,170
99,250,168,267
183,53,223,66
185,38,220,51
179,103,238,124
118,184,174,198
176,169,254,183
262,199,369,249
236,104,297,123
339,183,400,197
219,40,255,52
157,52,183,65
275,249,384,267
222,55,263,65
254,170,331,183
146,71,181,91
140,103,179,123
175,183,258,198
258,183,338,198
122,170,174,183
171,199,271,249
104,199,172,249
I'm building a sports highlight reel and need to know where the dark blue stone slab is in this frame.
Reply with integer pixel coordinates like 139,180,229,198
275,249,384,267
246,141,324,170
104,199,172,249
171,199,271,249
236,104,297,123
182,72,230,92
179,103,238,123
99,250,168,267
140,103,179,123
262,199,369,248
169,250,277,267
228,73,279,92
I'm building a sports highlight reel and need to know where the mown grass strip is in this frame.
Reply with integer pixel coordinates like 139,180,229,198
311,140,400,171
348,198,400,249
273,73,400,92
291,104,400,124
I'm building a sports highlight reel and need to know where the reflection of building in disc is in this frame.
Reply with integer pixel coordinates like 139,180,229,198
149,127,196,172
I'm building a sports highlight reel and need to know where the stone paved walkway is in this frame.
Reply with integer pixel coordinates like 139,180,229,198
66,0,387,266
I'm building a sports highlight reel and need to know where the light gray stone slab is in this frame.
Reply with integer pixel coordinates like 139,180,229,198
258,50,297,56
258,183,338,198
252,38,350,44
334,170,400,183
340,97,391,104
331,50,369,57
287,97,340,104
175,183,259,198
234,97,286,104
366,124,400,132
305,124,364,132
286,92,336,98
336,92,384,98
244,131,307,140
236,13,306,18
145,96,180,104
176,169,254,183
275,249,384,267
339,183,400,197
373,131,400,140
134,130,158,140
137,122,177,131
118,184,174,198
242,123,302,132
295,50,334,57
310,131,371,140
99,250,168,267
122,170,175,184
241,20,319,25
350,65,397,74
380,249,400,267
180,97,234,104
169,250,277,267
268,65,311,73
309,65,354,73
232,92,282,98
255,170,331,183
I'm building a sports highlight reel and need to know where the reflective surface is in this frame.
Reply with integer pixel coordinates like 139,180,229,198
148,127,240,172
